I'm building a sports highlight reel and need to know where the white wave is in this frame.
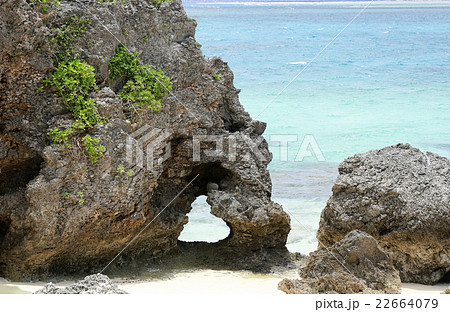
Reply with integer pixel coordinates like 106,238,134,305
287,61,307,65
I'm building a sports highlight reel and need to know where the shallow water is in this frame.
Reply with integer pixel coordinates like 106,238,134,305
179,1,450,254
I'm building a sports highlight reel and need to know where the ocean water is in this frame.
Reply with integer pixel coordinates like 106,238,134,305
178,1,450,253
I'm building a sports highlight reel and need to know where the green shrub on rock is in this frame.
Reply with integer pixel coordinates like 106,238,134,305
82,135,106,163
46,59,98,109
108,44,172,114
44,18,104,163
119,66,172,111
108,44,141,80
45,59,101,147
48,17,90,64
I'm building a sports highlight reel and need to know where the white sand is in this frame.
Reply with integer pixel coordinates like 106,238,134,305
2,270,447,294
117,270,297,294
401,283,449,294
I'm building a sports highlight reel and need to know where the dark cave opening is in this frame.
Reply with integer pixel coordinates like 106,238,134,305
438,270,450,283
187,162,234,196
0,215,11,243
0,155,43,196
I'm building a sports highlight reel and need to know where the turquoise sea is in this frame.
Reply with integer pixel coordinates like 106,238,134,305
178,1,450,253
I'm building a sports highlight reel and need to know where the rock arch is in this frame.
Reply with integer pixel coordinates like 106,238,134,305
0,0,290,279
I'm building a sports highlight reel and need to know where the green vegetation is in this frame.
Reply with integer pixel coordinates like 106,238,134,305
44,18,105,163
153,0,170,9
108,44,172,115
45,59,102,155
34,0,60,13
82,135,106,163
117,164,134,178
77,191,85,205
213,73,221,81
121,27,128,37
117,164,125,176
108,44,140,80
45,59,98,110
48,17,90,64
62,191,68,199
120,68,171,111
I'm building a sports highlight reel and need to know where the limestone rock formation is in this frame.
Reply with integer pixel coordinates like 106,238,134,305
34,274,127,294
317,144,450,284
0,0,290,280
278,230,402,294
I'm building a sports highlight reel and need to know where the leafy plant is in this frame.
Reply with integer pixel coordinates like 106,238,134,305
44,18,105,163
46,59,98,107
117,164,134,178
108,44,172,114
45,59,102,154
213,73,221,81
62,191,68,198
108,44,140,80
48,17,90,64
117,163,125,176
119,67,171,111
82,135,106,163
77,191,84,205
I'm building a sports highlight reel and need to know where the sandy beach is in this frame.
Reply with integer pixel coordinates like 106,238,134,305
1,270,448,294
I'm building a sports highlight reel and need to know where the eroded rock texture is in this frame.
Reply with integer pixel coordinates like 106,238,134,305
317,144,450,284
0,0,290,280
278,230,401,294
34,273,127,294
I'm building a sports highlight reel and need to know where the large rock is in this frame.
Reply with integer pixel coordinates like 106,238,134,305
34,274,127,294
0,0,290,280
278,230,401,294
317,144,450,284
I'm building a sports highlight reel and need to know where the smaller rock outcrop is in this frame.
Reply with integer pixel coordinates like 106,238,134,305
442,287,450,294
34,274,127,294
279,230,401,294
317,143,450,284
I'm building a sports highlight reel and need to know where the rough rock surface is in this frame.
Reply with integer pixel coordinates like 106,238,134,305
442,287,450,294
0,0,290,280
317,144,450,284
34,274,127,294
278,230,401,294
